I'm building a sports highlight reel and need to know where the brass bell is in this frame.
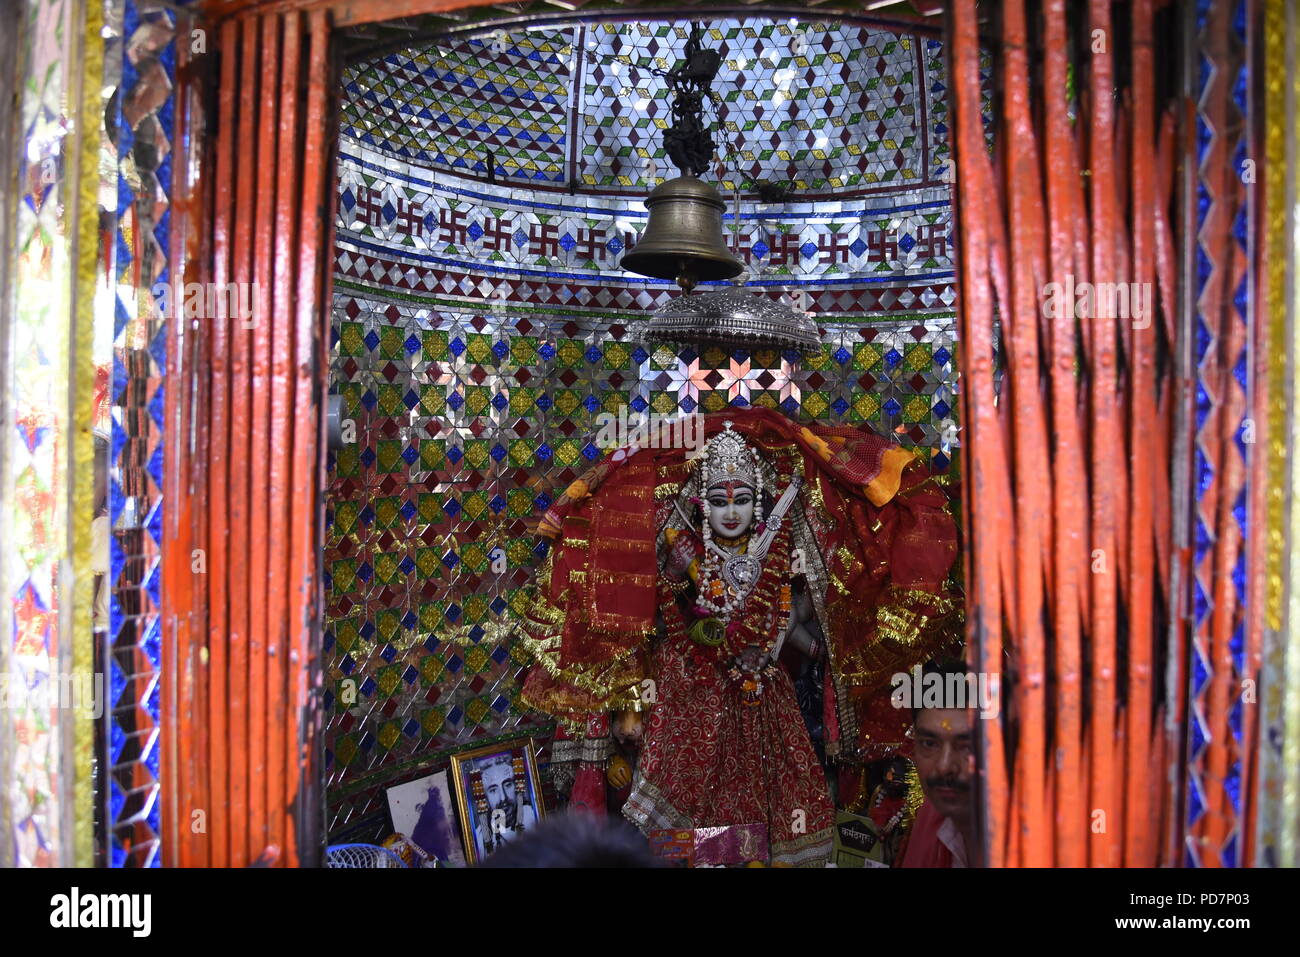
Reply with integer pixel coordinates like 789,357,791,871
621,176,744,291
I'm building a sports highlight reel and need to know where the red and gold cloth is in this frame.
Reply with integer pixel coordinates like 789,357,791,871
519,409,960,865
520,407,961,756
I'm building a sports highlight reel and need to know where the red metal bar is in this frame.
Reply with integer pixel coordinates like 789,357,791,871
162,19,209,869
1087,0,1121,869
1000,0,1051,868
204,16,239,869
227,14,260,867
951,0,1011,867
285,6,333,866
247,11,282,862
1125,0,1159,870
1042,0,1088,868
267,9,302,859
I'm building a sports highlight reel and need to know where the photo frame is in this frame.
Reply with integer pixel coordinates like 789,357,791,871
449,738,545,864
384,768,467,866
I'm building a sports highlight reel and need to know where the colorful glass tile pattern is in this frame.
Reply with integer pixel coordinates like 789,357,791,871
342,18,955,201
3,0,105,868
97,0,175,868
1185,0,1252,870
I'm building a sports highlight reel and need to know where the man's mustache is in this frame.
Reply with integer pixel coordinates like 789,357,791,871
926,775,970,793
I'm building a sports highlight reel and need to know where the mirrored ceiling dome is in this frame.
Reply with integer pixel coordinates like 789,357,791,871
341,13,949,201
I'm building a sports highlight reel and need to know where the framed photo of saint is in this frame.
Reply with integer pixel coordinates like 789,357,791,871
449,738,545,864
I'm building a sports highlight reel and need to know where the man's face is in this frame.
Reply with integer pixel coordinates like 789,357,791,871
706,482,756,539
481,762,516,818
912,707,975,823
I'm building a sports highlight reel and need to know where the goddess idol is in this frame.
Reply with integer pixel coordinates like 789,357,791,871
519,407,961,865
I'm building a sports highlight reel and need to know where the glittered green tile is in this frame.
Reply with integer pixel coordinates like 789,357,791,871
376,662,405,698
461,541,490,573
510,335,539,366
905,342,932,371
420,439,446,471
376,607,403,644
422,328,449,359
507,438,536,467
333,500,361,538
339,322,367,357
509,634,532,663
417,492,441,525
463,593,489,624
554,439,582,467
373,495,403,530
339,382,365,419
700,345,728,367
852,343,883,371
904,394,931,422
335,443,360,479
701,391,728,413
803,392,830,418
463,645,492,676
553,388,581,416
419,654,446,687
852,392,881,422
804,346,834,371
376,439,406,475
601,391,628,414
334,732,359,766
419,384,446,416
415,547,442,579
420,708,446,737
463,440,490,469
377,719,402,750
506,538,533,566
331,559,357,596
603,341,631,369
506,487,534,518
465,385,491,417
648,345,678,371
373,551,403,586
419,601,445,633
378,325,406,361
333,617,362,655
650,391,678,415
463,696,490,726
466,333,494,364
556,338,585,367
461,490,489,521
509,386,538,417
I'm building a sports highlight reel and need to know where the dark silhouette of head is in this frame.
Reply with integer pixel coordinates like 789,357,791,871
479,811,658,868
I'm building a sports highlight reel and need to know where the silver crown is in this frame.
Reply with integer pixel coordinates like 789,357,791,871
702,421,759,490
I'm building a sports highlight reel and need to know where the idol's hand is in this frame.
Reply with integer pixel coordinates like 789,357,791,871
606,754,633,789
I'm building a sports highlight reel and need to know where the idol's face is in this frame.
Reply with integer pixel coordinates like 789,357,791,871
706,482,756,539
912,707,975,823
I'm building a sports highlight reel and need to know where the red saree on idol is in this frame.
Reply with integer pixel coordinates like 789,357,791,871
519,408,961,866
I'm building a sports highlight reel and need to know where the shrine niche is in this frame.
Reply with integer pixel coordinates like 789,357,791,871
323,11,966,862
